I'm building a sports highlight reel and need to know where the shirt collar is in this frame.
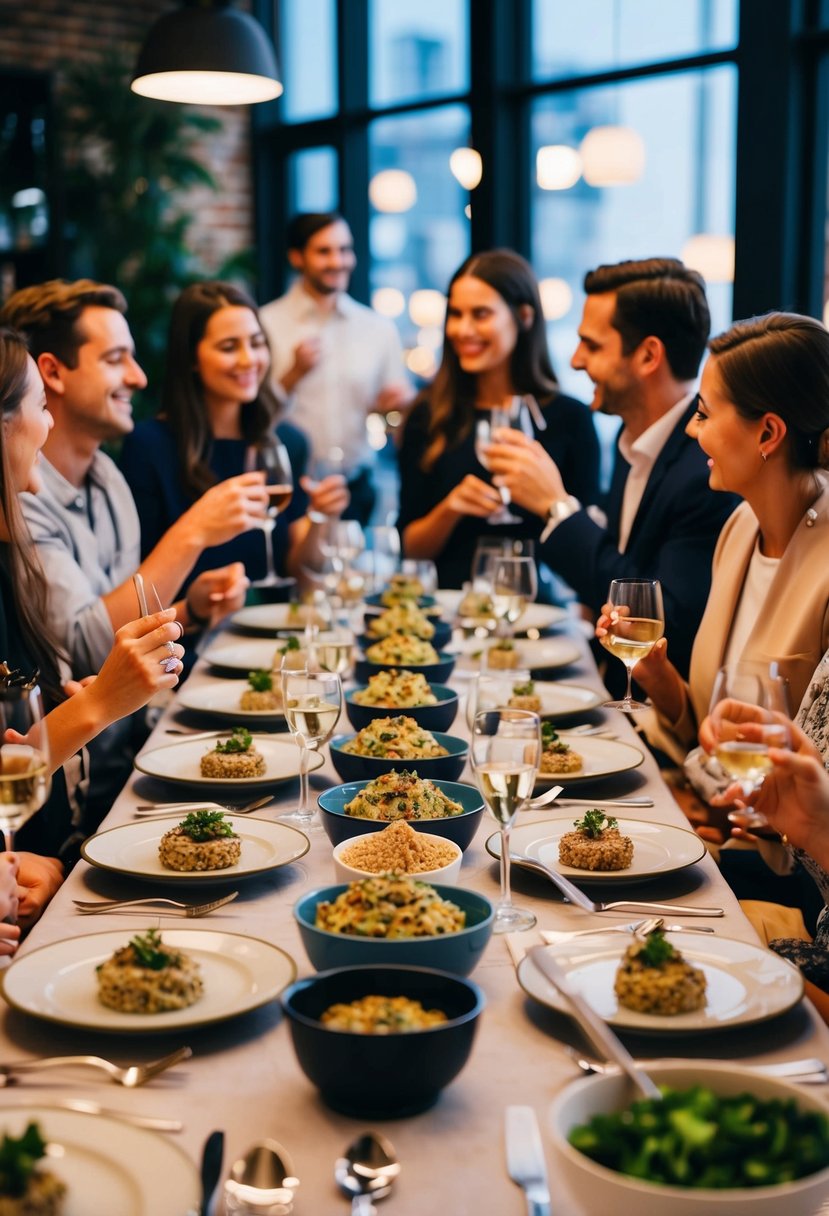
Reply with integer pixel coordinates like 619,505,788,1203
287,277,355,321
34,451,106,511
618,392,695,465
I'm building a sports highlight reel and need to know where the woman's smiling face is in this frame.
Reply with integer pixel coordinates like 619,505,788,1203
4,355,53,495
195,305,270,409
445,275,519,379
688,356,768,495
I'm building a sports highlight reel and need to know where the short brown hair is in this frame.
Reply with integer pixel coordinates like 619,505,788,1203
0,279,127,367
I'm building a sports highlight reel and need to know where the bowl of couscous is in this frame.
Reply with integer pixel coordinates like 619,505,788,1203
329,720,468,783
332,821,463,885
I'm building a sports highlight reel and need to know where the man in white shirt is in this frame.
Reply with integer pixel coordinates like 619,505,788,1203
486,257,738,691
259,212,411,524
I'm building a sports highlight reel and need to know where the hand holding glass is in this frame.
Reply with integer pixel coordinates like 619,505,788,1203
600,578,664,711
244,441,294,588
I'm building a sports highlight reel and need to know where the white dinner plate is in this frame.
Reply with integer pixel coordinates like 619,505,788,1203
176,678,286,725
0,1104,199,1215
433,591,568,633
81,814,310,884
534,735,645,785
453,635,581,674
517,932,804,1033
203,636,293,673
471,678,603,721
487,815,706,885
2,928,297,1035
230,603,325,634
134,735,323,789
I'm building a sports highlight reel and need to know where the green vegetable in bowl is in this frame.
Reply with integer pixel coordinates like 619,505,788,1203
569,1085,829,1188
0,1122,48,1197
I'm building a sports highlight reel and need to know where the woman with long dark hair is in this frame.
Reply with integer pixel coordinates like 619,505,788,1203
120,281,348,589
397,249,599,588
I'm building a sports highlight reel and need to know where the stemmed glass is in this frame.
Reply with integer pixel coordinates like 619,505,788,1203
400,559,438,596
0,682,50,924
707,663,792,835
471,708,541,933
366,525,401,592
475,406,521,525
280,668,342,829
599,578,664,712
490,555,537,640
466,667,532,730
245,440,294,588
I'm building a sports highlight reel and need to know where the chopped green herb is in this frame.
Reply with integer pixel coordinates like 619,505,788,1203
178,809,237,842
513,680,535,696
279,636,301,654
542,722,571,754
0,1121,48,1198
128,927,177,971
635,927,678,968
573,808,618,838
247,668,273,692
215,727,253,754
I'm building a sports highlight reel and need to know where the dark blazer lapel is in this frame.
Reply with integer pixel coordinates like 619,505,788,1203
604,445,630,539
624,400,697,551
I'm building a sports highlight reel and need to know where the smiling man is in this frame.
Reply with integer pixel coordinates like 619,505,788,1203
260,212,411,524
485,257,738,689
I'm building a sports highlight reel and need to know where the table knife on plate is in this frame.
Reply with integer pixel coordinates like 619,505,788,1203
505,1105,551,1216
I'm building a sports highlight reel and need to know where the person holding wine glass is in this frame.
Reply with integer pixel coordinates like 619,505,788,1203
120,281,350,596
599,577,664,712
599,312,829,767
397,249,599,591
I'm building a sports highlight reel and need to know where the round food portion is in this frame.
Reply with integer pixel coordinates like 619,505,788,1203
541,725,583,774
367,601,435,640
199,729,265,779
352,669,438,708
320,994,448,1033
614,929,706,1015
365,633,439,666
315,874,466,938
340,821,457,874
159,830,241,873
341,715,448,760
485,642,520,669
344,770,465,821
558,826,633,870
381,574,425,604
0,1122,66,1216
96,929,204,1013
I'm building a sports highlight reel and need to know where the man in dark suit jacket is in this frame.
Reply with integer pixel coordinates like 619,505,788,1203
487,257,738,693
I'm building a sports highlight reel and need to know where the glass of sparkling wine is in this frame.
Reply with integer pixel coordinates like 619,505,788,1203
600,578,664,711
314,630,353,679
245,441,294,588
707,663,792,834
490,555,537,640
0,685,50,923
474,407,521,525
471,708,541,933
280,668,342,829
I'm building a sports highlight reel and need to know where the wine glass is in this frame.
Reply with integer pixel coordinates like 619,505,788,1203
490,555,537,640
599,578,664,712
365,525,401,592
314,630,353,679
0,683,50,925
470,708,541,933
400,558,438,596
466,667,532,730
245,440,294,588
475,407,521,525
280,668,342,829
707,663,792,834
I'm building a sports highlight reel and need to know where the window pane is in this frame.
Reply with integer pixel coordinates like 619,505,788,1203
280,0,337,122
370,0,468,109
369,105,471,369
287,147,338,214
530,66,737,400
533,0,739,80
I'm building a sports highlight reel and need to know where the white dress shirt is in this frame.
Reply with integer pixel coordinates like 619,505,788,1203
617,393,695,552
259,280,406,471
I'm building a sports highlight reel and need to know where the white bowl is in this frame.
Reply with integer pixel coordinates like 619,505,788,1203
549,1061,829,1216
332,831,463,885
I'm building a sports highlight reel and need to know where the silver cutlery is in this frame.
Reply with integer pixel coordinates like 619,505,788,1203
134,795,273,816
541,918,715,941
73,892,239,917
199,1130,225,1216
225,1139,299,1213
529,785,654,810
55,1098,183,1130
509,851,724,916
529,945,661,1100
0,1045,192,1087
336,1133,400,1215
568,1050,829,1085
505,1105,551,1216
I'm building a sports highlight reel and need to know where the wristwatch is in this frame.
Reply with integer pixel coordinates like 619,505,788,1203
539,495,581,543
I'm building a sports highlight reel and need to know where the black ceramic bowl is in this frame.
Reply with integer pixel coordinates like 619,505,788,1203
345,683,459,733
317,778,485,851
360,618,453,651
329,730,468,783
280,964,485,1117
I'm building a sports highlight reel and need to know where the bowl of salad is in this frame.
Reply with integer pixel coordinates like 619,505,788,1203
549,1060,829,1215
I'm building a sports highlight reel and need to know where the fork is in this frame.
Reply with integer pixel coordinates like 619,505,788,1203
72,892,239,917
568,1048,829,1085
0,1045,192,1087
134,796,273,816
509,852,724,916
529,784,655,810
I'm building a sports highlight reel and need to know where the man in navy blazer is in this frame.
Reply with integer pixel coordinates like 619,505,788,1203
486,257,738,693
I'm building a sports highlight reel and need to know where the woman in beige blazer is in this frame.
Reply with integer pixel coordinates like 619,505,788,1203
613,311,829,763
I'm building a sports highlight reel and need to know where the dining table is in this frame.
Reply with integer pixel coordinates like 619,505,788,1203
3,604,829,1216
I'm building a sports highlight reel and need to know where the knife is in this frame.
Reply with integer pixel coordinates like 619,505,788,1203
200,1129,224,1216
505,1106,551,1216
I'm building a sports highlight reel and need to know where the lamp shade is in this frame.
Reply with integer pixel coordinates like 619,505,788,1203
580,125,645,187
131,1,282,106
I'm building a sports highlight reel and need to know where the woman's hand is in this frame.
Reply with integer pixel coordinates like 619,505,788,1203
84,609,184,725
15,852,63,932
596,602,684,721
0,853,19,951
300,474,349,520
185,563,248,628
445,474,504,518
486,427,567,514
179,472,269,548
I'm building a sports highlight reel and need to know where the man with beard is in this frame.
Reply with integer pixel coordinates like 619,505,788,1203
260,212,411,524
485,257,738,689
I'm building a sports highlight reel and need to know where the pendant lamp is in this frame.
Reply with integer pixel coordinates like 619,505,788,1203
131,1,282,106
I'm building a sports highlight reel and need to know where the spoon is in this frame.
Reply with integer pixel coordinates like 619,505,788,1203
224,1139,299,1213
567,1048,829,1085
335,1133,400,1216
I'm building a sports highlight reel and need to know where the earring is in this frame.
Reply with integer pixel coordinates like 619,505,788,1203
760,449,767,463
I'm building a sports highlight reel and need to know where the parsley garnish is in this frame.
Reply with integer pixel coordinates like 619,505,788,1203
247,668,273,692
129,928,177,971
278,636,300,654
574,808,618,838
513,680,535,696
215,727,252,754
542,721,570,753
178,809,236,841
636,927,678,967
0,1122,47,1197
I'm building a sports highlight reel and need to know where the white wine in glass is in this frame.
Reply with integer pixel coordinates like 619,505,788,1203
315,631,352,678
600,578,664,711
244,440,294,588
471,708,540,933
280,669,342,829
490,555,537,640
474,407,521,525
0,684,50,925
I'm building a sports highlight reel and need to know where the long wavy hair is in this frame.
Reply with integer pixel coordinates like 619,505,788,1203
160,281,281,501
0,329,65,705
420,249,559,471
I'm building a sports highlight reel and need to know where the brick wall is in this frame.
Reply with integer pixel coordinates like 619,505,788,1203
0,0,253,274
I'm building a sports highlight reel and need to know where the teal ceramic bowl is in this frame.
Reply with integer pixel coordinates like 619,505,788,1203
293,883,495,976
360,618,452,651
317,777,484,851
329,730,468,783
354,651,456,685
345,683,459,733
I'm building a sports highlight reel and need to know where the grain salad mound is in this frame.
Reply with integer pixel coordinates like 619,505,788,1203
200,727,265,779
485,640,520,669
96,928,204,1014
508,679,542,712
365,633,439,666
367,601,435,640
540,723,583,774
352,669,438,709
321,994,448,1033
340,821,458,874
239,669,281,712
343,769,465,821
0,1122,66,1216
558,809,634,871
341,715,449,760
614,927,707,1015
316,874,465,937
159,810,241,872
